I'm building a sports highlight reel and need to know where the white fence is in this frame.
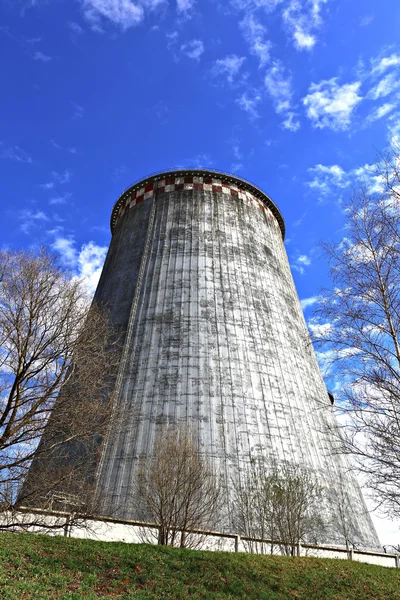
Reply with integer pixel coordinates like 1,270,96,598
2,509,399,569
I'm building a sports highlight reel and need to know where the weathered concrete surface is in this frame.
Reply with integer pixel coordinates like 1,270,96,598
93,171,379,548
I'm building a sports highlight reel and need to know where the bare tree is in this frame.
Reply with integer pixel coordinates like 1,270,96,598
331,469,361,552
234,458,324,556
134,426,221,549
0,247,119,531
273,463,325,556
233,458,278,554
313,143,400,519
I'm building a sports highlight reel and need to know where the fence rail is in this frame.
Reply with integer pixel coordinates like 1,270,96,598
4,508,399,569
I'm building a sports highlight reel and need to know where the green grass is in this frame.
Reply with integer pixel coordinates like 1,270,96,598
0,533,399,600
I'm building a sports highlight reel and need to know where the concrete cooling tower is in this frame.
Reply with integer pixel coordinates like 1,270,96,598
91,168,379,548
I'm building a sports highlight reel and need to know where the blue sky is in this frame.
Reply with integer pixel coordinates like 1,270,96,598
2,0,400,545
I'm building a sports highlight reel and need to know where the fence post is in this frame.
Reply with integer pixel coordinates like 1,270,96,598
349,549,354,561
234,535,240,553
297,542,302,557
63,514,70,537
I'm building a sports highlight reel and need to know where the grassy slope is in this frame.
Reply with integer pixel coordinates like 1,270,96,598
1,533,399,600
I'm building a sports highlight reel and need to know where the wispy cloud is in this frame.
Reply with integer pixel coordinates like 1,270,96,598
230,144,244,173
52,237,77,265
282,112,300,132
40,169,72,191
367,103,396,124
371,53,400,76
177,0,195,13
71,102,84,119
240,13,271,67
265,61,300,131
236,90,262,119
360,15,373,27
51,140,77,154
53,237,108,294
68,21,84,35
300,296,320,310
307,163,347,196
81,0,144,31
307,161,385,198
18,209,49,234
282,0,329,51
303,77,362,130
77,242,108,293
211,55,246,84
180,39,204,60
0,143,32,164
49,193,71,205
367,72,400,100
292,253,312,274
33,50,52,62
231,0,283,9
52,169,72,184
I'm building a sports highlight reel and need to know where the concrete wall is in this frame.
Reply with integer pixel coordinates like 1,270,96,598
76,171,379,547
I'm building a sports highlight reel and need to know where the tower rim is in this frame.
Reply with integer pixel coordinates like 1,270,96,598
110,167,285,239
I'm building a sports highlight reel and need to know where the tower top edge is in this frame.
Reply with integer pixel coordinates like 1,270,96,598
110,168,285,238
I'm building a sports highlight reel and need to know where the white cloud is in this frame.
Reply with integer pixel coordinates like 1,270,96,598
265,61,292,112
231,0,282,9
307,163,349,197
18,209,49,234
49,193,71,205
51,169,72,184
40,182,55,190
300,296,320,310
308,320,332,338
180,39,204,60
52,237,77,266
51,140,77,154
68,21,84,34
81,0,144,30
367,103,396,123
211,55,246,83
71,102,84,119
371,53,400,75
236,90,262,119
240,13,271,67
360,15,373,27
40,170,71,195
307,161,385,197
297,254,311,266
80,0,164,31
368,72,400,100
0,144,32,164
309,164,346,182
33,51,52,62
388,112,400,141
77,242,108,293
293,29,315,50
177,0,194,12
265,61,300,130
166,31,178,49
53,237,107,295
282,0,328,51
303,78,362,130
292,253,312,274
282,112,300,132
352,163,385,194
233,145,243,161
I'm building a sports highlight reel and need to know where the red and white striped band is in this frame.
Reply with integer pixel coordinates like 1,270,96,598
112,176,278,232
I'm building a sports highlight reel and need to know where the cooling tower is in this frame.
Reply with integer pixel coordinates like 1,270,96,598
92,168,378,547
